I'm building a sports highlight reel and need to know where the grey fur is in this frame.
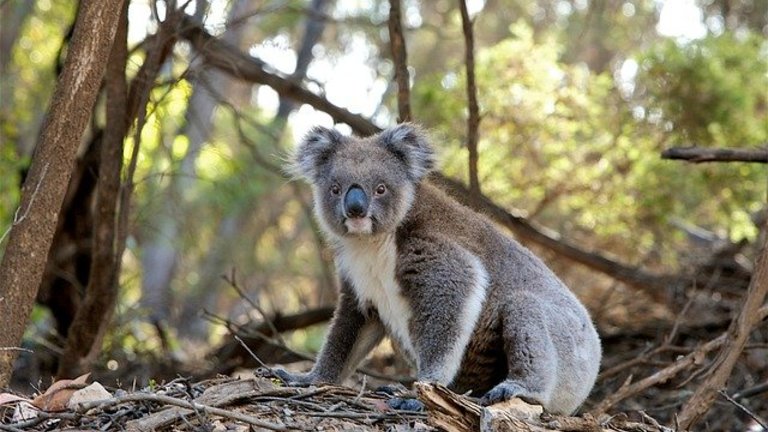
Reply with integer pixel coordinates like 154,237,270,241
279,123,602,414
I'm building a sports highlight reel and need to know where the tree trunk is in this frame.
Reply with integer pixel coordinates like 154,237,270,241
57,1,129,378
0,0,126,387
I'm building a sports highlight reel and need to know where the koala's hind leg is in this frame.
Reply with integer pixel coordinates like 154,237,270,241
482,294,557,410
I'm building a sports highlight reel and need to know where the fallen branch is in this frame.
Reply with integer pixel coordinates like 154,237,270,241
661,147,768,163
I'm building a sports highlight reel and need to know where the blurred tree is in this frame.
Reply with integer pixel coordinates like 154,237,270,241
0,0,126,386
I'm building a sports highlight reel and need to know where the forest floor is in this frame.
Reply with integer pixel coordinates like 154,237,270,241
0,373,677,432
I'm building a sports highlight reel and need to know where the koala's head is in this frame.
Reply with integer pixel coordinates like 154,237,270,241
290,123,435,238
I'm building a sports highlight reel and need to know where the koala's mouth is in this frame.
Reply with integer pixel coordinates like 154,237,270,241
344,217,373,235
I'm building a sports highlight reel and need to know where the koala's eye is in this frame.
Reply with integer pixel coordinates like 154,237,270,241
330,184,341,195
375,184,387,195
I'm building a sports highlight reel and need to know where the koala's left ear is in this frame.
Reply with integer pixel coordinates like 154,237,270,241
379,123,435,181
288,126,344,181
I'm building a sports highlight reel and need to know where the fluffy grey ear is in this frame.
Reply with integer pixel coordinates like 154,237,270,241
289,126,344,180
378,123,435,181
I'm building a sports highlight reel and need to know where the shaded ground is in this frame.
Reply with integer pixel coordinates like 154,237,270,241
0,375,678,432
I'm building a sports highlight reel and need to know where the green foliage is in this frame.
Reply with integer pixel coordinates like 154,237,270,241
415,22,766,270
638,33,768,147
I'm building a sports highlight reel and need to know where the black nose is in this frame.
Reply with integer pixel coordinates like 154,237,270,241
344,186,368,218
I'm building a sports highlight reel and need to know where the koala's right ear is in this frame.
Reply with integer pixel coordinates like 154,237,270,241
379,123,435,181
288,126,344,181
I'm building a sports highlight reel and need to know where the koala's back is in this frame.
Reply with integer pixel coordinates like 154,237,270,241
396,182,601,412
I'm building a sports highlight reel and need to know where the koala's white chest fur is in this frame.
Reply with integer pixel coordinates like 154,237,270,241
336,235,417,359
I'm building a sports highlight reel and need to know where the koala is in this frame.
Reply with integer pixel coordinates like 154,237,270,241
279,123,602,414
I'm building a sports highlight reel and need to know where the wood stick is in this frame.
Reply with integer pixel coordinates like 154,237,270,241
661,147,768,163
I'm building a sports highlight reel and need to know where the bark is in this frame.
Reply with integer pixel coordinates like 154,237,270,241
388,0,411,122
36,138,100,339
57,1,129,378
0,0,126,387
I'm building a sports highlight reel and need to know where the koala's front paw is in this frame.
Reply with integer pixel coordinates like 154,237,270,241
481,381,533,406
387,397,424,411
268,368,315,386
374,383,409,396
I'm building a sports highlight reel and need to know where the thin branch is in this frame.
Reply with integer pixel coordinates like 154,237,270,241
661,146,768,163
458,0,480,195
718,390,768,430
387,0,411,122
733,381,768,400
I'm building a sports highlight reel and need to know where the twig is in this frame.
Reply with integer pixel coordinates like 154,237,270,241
732,381,768,399
458,0,481,195
387,0,411,122
661,146,768,163
718,390,768,430
2,410,80,430
302,411,425,420
233,334,287,385
0,347,33,353
223,268,285,346
597,296,694,382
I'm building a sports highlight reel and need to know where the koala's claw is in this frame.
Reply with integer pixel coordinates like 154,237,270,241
269,368,312,386
387,397,424,412
375,384,408,396
481,381,530,406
